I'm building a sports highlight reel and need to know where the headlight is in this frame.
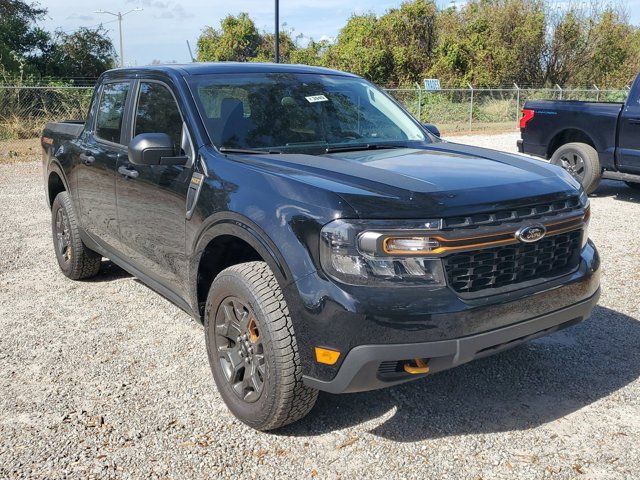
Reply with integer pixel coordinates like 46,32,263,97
579,190,590,247
319,219,446,286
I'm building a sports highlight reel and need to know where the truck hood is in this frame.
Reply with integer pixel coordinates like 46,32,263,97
228,142,581,219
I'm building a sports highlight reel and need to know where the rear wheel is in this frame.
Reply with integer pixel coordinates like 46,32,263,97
550,142,601,194
51,192,102,280
204,261,318,430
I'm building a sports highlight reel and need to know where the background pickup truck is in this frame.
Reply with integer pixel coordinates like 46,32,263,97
518,73,640,193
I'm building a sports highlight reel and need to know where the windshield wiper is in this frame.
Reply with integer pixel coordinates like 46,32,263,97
219,146,281,154
324,143,407,154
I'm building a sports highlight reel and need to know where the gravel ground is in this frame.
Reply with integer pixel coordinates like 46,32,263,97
1,132,639,479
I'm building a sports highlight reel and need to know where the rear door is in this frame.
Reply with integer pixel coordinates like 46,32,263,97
616,79,640,173
76,80,132,248
115,79,194,297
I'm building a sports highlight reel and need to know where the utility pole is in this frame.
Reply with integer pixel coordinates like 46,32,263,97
186,40,196,62
95,8,143,67
274,0,279,63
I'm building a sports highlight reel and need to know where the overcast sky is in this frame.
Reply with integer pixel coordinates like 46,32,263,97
40,0,640,67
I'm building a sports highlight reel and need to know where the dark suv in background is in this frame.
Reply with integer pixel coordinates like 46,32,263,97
42,63,600,430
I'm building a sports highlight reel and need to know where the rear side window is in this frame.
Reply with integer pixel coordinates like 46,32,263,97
95,82,130,144
134,82,182,151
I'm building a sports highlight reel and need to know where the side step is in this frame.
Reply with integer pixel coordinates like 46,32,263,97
602,170,640,184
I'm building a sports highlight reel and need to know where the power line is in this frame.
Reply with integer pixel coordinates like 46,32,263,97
56,19,118,35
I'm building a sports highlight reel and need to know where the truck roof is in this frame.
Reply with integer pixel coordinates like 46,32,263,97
103,62,358,78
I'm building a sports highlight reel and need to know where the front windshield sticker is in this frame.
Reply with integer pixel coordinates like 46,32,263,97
305,95,329,103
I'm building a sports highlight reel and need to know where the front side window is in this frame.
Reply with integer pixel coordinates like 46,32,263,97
134,82,182,151
95,82,130,144
187,73,428,153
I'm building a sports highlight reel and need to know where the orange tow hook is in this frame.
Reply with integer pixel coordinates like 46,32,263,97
403,358,430,374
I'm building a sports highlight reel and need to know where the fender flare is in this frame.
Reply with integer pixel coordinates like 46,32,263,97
189,212,295,313
45,159,70,207
547,127,598,158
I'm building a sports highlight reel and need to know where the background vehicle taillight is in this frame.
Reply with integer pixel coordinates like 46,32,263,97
519,109,535,130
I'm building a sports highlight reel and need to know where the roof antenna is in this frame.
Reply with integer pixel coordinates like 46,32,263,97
186,40,196,62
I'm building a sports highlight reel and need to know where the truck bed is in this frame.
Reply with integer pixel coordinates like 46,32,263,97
519,100,623,165
43,121,84,142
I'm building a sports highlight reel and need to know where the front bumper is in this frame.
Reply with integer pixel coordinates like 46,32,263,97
303,288,599,393
286,241,600,393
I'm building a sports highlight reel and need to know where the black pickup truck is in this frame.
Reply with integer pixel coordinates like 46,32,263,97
518,74,640,193
42,63,599,430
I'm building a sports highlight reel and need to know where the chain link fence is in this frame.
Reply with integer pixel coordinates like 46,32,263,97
0,86,93,140
386,85,629,134
0,84,631,141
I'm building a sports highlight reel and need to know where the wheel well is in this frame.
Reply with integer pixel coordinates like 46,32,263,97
196,235,263,317
547,129,595,158
48,172,65,207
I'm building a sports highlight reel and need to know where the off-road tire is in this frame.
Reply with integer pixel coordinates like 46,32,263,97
51,192,102,280
204,261,318,430
550,142,601,194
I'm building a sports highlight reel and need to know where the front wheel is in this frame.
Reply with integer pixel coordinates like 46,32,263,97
550,142,601,194
204,261,318,430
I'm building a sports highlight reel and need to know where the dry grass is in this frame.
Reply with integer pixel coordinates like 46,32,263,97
0,138,40,164
0,113,46,140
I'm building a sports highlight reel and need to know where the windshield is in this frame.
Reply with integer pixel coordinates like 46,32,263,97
187,73,430,153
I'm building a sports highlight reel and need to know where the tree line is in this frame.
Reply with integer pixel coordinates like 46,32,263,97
2,0,638,88
0,0,115,83
197,0,640,88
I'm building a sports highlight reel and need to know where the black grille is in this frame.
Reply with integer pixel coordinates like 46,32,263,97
442,197,581,230
444,230,582,293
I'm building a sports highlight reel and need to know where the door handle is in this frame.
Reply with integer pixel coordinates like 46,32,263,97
118,165,139,179
79,152,95,165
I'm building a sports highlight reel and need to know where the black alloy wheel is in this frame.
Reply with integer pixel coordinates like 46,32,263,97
215,297,266,403
54,207,72,265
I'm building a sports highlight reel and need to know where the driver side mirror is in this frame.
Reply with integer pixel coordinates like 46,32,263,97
423,123,441,138
128,133,187,166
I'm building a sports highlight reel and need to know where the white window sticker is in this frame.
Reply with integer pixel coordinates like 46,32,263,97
305,95,329,103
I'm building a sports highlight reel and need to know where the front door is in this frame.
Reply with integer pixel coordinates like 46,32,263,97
76,81,132,249
115,80,193,297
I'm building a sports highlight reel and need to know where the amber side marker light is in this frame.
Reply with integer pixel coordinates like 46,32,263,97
315,347,340,365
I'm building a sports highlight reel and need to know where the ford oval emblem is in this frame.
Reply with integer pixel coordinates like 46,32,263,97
515,224,547,243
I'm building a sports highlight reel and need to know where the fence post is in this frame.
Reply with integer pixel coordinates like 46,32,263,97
415,82,422,122
555,84,563,100
514,83,520,129
468,82,474,130
593,84,600,102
